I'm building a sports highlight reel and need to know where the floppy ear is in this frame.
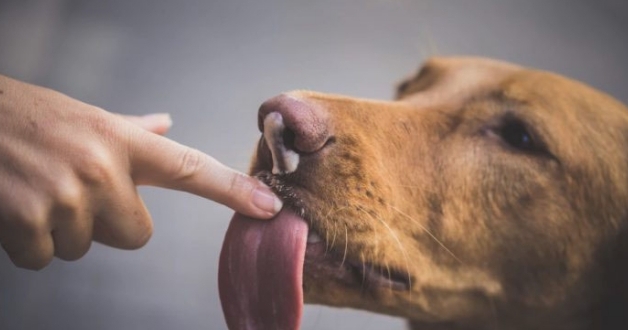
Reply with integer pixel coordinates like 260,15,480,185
394,58,443,100
394,76,413,100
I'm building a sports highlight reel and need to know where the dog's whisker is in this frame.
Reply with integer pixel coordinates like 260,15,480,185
324,228,330,255
385,262,393,294
361,259,367,291
376,216,413,297
320,205,340,254
323,211,337,256
328,220,338,254
384,265,395,294
356,207,413,297
322,205,353,253
340,224,349,269
390,204,463,265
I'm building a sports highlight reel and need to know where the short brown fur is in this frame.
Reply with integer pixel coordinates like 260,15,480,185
251,57,628,329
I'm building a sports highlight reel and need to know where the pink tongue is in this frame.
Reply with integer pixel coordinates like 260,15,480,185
218,210,308,330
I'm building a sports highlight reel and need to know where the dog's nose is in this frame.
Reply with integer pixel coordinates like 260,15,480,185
258,93,331,174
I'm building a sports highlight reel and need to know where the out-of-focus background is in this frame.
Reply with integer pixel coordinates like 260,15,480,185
1,1,627,329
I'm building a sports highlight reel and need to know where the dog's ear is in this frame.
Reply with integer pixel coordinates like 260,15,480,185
395,58,444,100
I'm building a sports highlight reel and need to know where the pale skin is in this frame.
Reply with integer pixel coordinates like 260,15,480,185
0,74,283,270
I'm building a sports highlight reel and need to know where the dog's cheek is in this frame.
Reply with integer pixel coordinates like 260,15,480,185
452,154,596,305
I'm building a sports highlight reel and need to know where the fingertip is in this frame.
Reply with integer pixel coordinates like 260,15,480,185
219,172,282,219
143,113,172,128
140,113,173,135
122,113,173,135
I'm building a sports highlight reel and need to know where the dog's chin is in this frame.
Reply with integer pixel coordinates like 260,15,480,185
303,232,411,295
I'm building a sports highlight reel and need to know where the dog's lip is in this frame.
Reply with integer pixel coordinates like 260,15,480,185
303,232,411,292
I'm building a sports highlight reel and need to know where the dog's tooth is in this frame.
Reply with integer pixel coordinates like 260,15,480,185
263,112,300,174
307,231,322,243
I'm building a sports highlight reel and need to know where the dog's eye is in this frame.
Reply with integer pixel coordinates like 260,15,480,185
498,119,536,152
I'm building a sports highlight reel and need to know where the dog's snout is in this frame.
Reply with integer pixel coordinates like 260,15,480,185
258,93,331,174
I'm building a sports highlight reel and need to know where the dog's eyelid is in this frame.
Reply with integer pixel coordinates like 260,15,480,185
491,114,554,158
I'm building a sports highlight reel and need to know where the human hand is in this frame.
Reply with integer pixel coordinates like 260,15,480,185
0,74,282,270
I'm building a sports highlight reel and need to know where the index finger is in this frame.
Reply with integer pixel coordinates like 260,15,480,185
127,127,282,219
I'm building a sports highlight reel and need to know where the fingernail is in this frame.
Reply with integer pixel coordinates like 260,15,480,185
142,113,172,128
252,187,283,215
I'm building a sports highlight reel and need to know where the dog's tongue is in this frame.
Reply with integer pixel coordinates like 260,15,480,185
218,210,307,330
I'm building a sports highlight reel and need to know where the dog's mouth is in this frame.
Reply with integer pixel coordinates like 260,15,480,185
218,171,410,330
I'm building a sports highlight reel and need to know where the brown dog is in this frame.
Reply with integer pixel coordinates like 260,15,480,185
219,57,628,330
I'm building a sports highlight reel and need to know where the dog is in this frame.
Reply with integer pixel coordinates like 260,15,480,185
218,56,628,330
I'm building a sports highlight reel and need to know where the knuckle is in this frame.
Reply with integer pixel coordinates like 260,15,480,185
92,202,154,250
18,219,41,238
0,188,46,221
227,172,249,197
50,179,83,214
88,110,119,141
12,204,49,237
172,148,205,182
76,146,116,185
125,218,153,250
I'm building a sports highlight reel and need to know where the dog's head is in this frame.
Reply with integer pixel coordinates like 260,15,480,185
219,57,628,329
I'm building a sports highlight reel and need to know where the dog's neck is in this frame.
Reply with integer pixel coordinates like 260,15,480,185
407,226,628,330
589,224,628,330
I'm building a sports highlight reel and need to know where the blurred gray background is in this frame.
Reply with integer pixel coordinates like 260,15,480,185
1,0,627,329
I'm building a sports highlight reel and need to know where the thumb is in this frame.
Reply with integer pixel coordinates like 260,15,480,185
126,128,282,219
119,113,173,135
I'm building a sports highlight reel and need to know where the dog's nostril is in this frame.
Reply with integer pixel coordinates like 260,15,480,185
282,128,297,152
258,94,332,174
263,112,300,174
